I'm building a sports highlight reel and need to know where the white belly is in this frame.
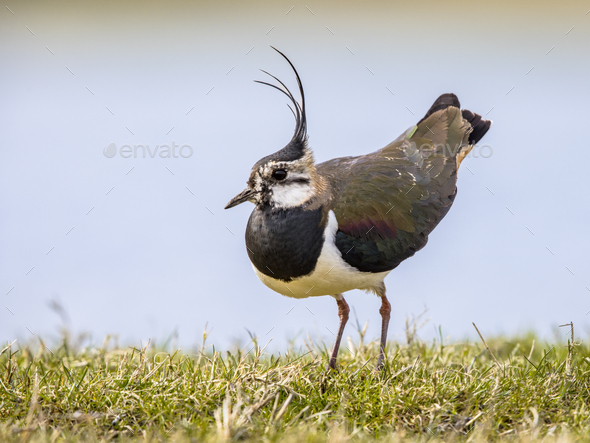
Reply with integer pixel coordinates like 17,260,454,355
253,210,390,299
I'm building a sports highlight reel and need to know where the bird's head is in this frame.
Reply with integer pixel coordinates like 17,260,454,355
225,48,321,211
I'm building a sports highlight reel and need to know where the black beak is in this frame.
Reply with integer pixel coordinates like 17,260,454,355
225,188,255,209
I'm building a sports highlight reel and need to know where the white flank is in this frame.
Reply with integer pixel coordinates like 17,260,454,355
254,210,390,299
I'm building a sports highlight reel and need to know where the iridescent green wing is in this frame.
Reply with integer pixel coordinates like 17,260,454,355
318,102,473,273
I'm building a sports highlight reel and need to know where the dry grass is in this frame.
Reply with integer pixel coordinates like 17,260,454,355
1,326,590,442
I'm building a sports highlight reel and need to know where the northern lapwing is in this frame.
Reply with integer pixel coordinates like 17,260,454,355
225,48,491,369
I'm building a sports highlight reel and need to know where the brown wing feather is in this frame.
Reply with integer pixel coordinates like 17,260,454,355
316,105,473,273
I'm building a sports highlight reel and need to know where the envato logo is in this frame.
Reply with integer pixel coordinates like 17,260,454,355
403,142,493,159
103,142,193,159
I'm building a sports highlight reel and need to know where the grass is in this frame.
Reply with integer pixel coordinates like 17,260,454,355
1,324,590,442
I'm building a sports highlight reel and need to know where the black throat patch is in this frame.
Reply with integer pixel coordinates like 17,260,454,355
245,205,326,282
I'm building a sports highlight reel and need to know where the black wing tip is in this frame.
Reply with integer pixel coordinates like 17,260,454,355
421,93,492,144
462,109,492,145
428,93,461,115
418,93,461,125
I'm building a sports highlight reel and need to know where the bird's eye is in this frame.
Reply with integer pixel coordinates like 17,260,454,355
272,169,287,180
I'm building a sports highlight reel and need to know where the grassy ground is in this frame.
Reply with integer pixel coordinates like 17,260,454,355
1,326,589,442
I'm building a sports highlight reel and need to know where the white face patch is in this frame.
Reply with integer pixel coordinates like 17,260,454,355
249,157,316,209
270,173,314,208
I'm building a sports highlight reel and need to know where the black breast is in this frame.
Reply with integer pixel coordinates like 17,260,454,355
245,206,326,282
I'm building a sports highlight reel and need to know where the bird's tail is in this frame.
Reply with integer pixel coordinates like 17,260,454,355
457,108,491,168
461,108,492,145
416,93,491,168
420,93,491,143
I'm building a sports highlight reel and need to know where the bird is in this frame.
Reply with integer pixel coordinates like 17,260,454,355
225,48,491,370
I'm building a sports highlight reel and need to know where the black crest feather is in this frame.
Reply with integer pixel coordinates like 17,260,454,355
255,47,308,162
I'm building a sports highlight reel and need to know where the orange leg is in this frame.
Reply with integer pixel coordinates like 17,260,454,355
328,296,349,370
377,295,391,369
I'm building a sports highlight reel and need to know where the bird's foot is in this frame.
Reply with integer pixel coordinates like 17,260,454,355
376,351,386,370
327,358,338,371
